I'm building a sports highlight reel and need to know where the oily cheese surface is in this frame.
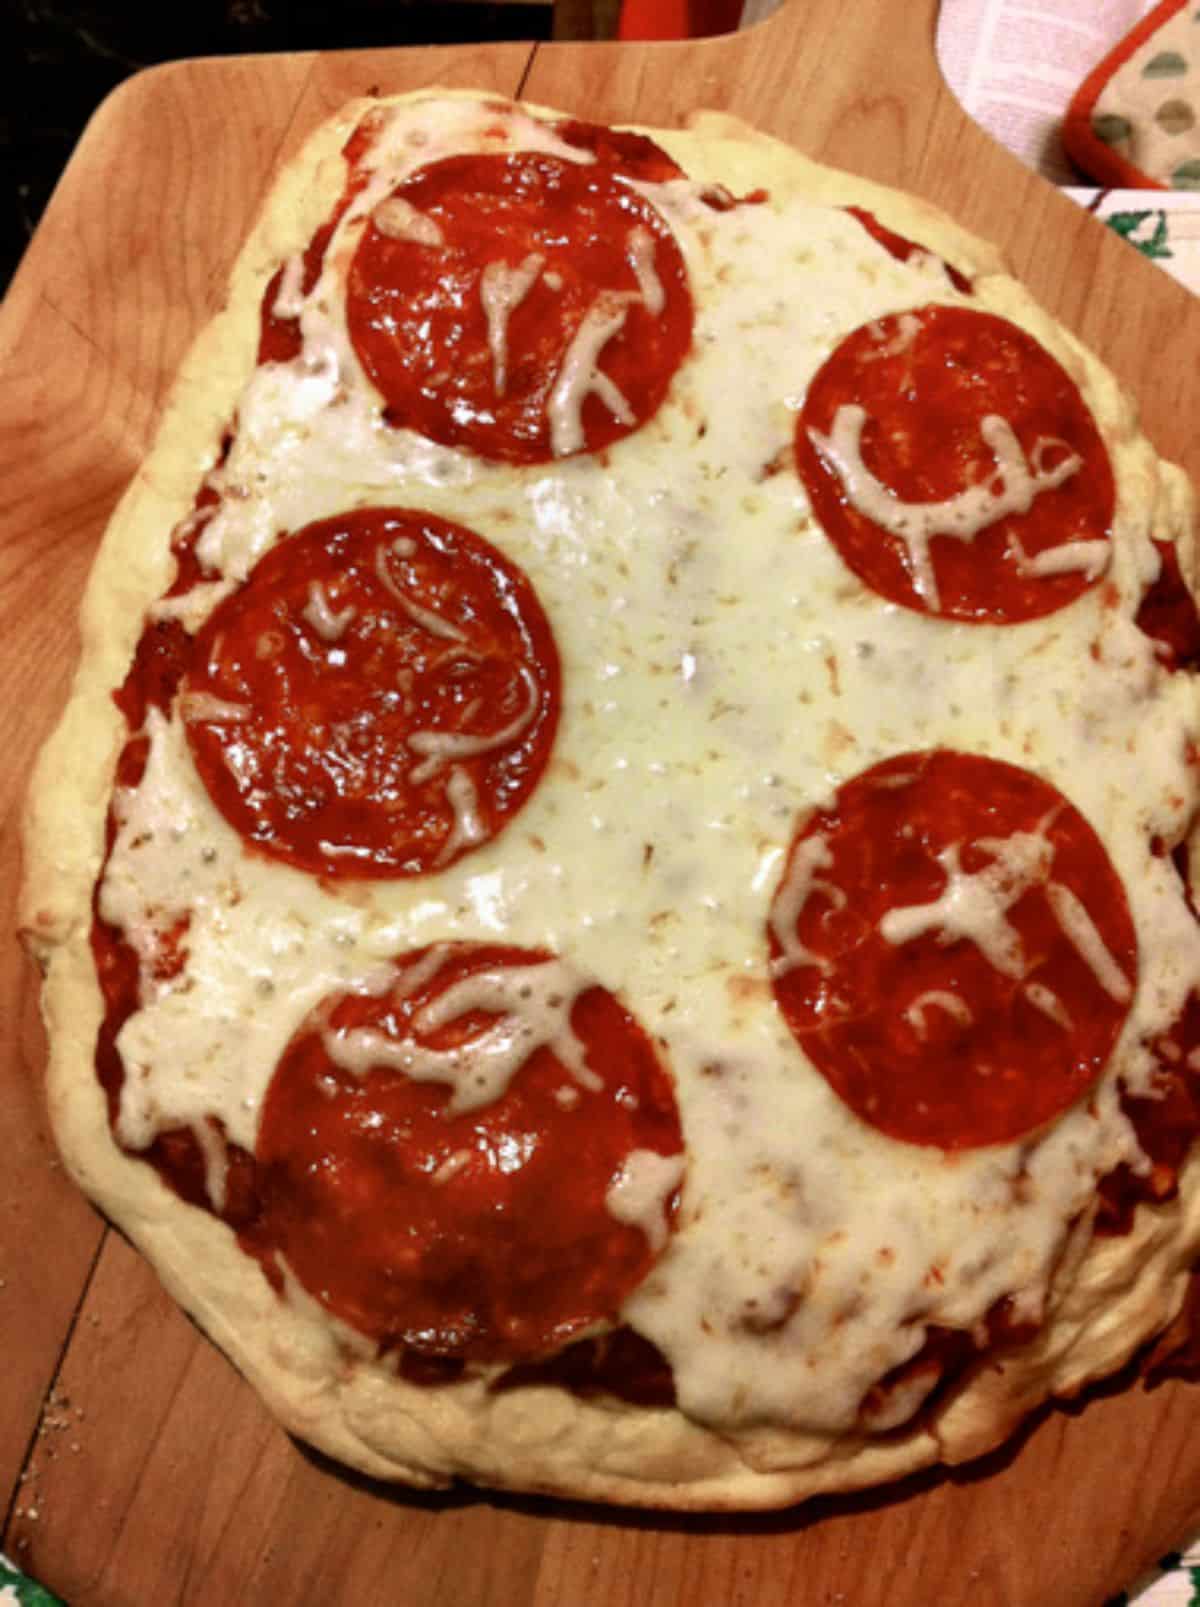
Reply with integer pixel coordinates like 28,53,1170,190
20,90,1200,1509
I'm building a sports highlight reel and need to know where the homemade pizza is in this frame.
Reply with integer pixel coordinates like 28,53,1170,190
20,90,1200,1509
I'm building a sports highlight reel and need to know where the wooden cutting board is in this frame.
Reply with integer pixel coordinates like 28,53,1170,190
4,4,1200,1601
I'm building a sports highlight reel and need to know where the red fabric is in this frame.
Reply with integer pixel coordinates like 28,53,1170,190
617,0,743,40
1063,0,1186,189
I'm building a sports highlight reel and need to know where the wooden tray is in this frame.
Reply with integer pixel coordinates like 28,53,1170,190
4,4,1200,1600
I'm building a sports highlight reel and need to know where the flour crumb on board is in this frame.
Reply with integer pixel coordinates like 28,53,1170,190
38,1384,85,1449
13,1383,90,1529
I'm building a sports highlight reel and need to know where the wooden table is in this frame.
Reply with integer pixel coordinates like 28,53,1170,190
3,3,1200,1600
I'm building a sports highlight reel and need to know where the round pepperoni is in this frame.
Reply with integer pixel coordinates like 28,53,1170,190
182,508,559,879
247,943,685,1363
345,151,693,464
768,751,1137,1150
795,306,1115,623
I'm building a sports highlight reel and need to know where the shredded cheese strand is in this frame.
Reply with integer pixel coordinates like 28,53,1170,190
177,691,251,724
271,253,307,322
606,1150,685,1252
322,959,599,1113
480,253,545,396
904,989,973,1039
1045,881,1134,1003
434,765,488,866
301,580,356,642
374,544,467,642
627,226,665,317
1007,528,1110,582
879,830,1055,978
769,835,844,977
371,196,445,247
408,664,540,785
548,292,637,457
808,407,1083,609
1023,980,1073,1029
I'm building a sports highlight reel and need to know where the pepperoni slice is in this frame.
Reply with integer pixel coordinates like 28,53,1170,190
768,751,1138,1150
346,152,693,463
182,508,559,879
245,943,685,1363
844,207,973,294
795,306,1116,623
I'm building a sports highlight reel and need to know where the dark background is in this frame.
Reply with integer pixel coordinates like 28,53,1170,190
3,0,561,290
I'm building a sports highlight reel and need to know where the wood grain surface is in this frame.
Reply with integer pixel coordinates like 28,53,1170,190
4,4,1200,1602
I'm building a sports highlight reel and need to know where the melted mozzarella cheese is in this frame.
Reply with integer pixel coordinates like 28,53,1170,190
1009,532,1110,581
1024,980,1072,1029
301,580,356,641
481,253,546,397
97,96,1200,1442
865,310,922,358
606,1150,687,1254
373,543,467,643
767,834,842,976
177,691,252,723
406,665,540,784
371,196,446,247
323,956,599,1113
627,226,666,317
905,989,974,1037
879,829,1055,977
548,292,638,457
1045,881,1135,1003
435,765,487,867
271,253,308,321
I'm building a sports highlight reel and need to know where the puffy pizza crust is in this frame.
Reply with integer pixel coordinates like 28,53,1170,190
21,90,1200,1509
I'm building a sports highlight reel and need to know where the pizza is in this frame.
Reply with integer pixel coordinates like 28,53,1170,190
20,89,1200,1510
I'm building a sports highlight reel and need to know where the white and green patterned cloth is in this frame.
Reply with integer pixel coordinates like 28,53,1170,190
1122,1541,1200,1604
0,1555,62,1607
1066,186,1200,293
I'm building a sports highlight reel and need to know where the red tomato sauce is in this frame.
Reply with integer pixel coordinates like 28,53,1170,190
844,206,973,293
257,114,379,365
555,119,685,182
1135,538,1200,672
1097,991,1200,1235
